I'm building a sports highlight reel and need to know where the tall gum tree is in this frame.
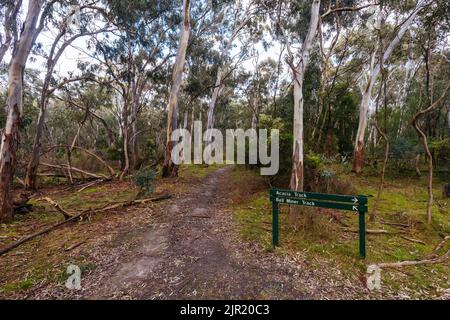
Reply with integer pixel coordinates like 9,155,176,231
162,0,191,177
0,0,23,64
24,3,111,190
288,0,321,191
0,0,45,222
205,0,258,139
352,0,431,174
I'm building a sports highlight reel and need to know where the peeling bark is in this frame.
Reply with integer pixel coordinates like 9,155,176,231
162,0,190,178
289,0,320,192
352,2,429,173
0,0,43,222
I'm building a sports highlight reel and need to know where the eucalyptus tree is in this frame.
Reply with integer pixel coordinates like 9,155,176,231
270,0,371,191
162,0,191,178
242,56,278,129
352,0,433,174
0,0,23,64
24,0,114,190
0,0,50,222
271,0,324,192
90,0,178,179
205,0,262,138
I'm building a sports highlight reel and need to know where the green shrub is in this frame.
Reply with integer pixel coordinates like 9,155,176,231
305,152,324,170
132,168,157,198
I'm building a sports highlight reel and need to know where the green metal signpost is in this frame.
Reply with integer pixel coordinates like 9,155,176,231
270,188,369,258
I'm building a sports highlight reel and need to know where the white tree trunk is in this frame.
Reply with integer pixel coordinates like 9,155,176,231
289,0,321,191
0,0,23,64
162,0,190,177
206,66,225,134
0,0,43,222
205,5,252,138
353,1,428,173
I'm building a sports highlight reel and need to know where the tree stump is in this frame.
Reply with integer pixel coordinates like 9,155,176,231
443,183,450,198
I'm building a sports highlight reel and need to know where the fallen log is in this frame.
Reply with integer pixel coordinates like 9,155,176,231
427,236,450,259
40,162,108,180
342,228,405,234
77,179,105,193
380,220,411,229
0,193,172,256
400,236,426,245
43,145,116,177
35,197,73,219
64,240,87,252
376,248,450,269
0,210,89,256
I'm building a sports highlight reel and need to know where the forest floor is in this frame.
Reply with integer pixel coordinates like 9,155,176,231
0,165,448,299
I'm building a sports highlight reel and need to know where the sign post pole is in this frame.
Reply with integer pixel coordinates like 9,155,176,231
359,210,366,258
272,201,279,247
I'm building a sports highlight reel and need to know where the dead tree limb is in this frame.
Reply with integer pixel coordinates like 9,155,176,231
380,220,411,229
427,236,450,258
400,236,426,245
343,228,405,234
64,240,87,252
377,248,450,269
43,145,115,177
35,197,73,219
40,162,108,180
77,179,105,193
0,193,172,256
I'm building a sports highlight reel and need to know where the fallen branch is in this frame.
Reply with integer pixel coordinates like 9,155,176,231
343,228,405,234
15,176,25,186
427,236,450,258
37,173,72,179
77,179,106,193
64,240,87,252
43,145,116,177
400,236,426,245
0,210,89,256
40,162,108,180
380,220,411,229
0,193,172,256
376,248,450,269
36,197,73,219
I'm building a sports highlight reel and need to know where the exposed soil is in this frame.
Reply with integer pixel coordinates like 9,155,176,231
83,166,314,299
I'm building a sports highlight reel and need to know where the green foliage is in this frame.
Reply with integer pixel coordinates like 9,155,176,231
388,137,421,172
429,137,450,167
105,145,122,162
132,168,157,198
305,152,324,170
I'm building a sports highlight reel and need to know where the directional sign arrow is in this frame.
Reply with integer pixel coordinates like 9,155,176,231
270,188,368,205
